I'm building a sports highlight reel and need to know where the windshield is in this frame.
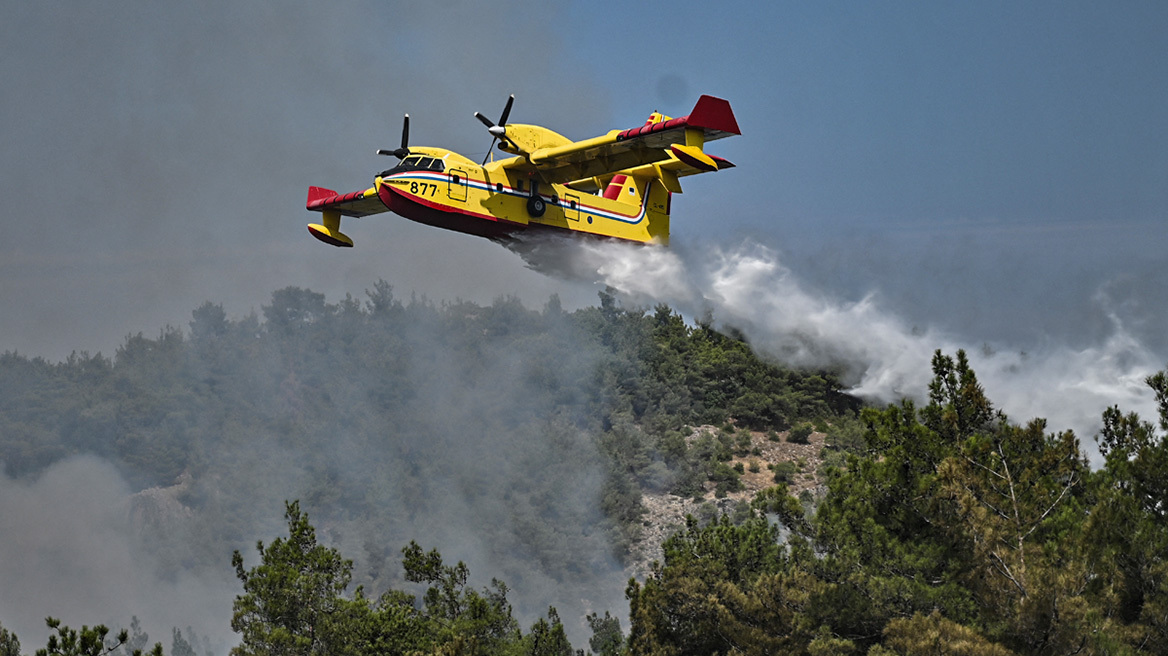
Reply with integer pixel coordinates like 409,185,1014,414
379,155,446,177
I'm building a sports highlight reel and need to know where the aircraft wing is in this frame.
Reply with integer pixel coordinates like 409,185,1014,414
305,185,388,247
566,153,736,195
306,185,387,218
503,95,740,185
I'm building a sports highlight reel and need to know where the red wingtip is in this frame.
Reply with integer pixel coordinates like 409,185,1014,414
686,95,740,136
307,186,339,207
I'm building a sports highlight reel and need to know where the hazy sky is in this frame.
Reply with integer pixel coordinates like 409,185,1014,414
2,1,1165,362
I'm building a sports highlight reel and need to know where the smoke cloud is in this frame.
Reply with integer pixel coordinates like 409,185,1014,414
508,234,1163,452
0,292,631,649
3,233,1159,651
0,2,610,361
0,456,237,653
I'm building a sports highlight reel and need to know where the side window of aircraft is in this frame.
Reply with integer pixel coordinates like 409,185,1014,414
416,157,435,170
430,159,446,172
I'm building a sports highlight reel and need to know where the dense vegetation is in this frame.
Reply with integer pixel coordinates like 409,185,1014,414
3,284,1168,653
0,283,848,650
0,284,846,552
626,352,1168,654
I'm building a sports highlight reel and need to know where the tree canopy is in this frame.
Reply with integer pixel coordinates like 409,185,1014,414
625,350,1168,654
4,285,1168,654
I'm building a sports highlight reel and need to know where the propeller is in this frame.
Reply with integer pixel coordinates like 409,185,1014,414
474,94,514,164
377,114,411,159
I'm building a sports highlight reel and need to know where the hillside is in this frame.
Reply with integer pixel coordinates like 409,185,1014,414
631,424,831,574
5,284,1167,654
0,283,854,647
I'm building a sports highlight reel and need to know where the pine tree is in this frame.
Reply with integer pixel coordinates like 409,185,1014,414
36,619,162,656
230,501,364,656
1,622,21,656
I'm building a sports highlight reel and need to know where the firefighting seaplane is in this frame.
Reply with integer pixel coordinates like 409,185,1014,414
306,95,739,247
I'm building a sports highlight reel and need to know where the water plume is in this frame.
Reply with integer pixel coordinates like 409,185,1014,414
506,233,1162,446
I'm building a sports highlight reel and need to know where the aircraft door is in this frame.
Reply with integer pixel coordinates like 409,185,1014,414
448,168,468,202
563,193,580,222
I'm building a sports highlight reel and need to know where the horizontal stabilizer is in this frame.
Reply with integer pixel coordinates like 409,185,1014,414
655,165,682,193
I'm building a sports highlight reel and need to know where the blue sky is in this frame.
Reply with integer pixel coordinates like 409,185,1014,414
567,2,1168,348
2,1,1166,360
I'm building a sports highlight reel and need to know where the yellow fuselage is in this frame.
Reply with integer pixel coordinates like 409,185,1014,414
371,147,671,245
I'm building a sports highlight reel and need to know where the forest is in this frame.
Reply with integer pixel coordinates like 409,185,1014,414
1,283,1167,654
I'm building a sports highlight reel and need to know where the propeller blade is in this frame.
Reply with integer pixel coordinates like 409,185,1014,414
498,94,514,126
377,114,411,158
476,95,515,165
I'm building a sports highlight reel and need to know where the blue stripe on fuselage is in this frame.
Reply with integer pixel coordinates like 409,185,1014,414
382,172,648,225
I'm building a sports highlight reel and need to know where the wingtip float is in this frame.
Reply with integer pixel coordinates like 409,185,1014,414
306,94,739,248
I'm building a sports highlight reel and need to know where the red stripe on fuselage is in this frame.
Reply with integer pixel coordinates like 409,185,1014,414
377,183,526,240
381,173,646,224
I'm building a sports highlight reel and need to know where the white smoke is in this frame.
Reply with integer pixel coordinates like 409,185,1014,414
0,456,236,653
508,235,1162,450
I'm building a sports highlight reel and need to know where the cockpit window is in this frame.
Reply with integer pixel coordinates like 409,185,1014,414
379,155,442,177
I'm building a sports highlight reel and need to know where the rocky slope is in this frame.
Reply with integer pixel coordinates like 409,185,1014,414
628,426,828,575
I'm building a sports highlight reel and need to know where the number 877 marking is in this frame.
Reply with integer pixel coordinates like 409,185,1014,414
410,181,437,197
